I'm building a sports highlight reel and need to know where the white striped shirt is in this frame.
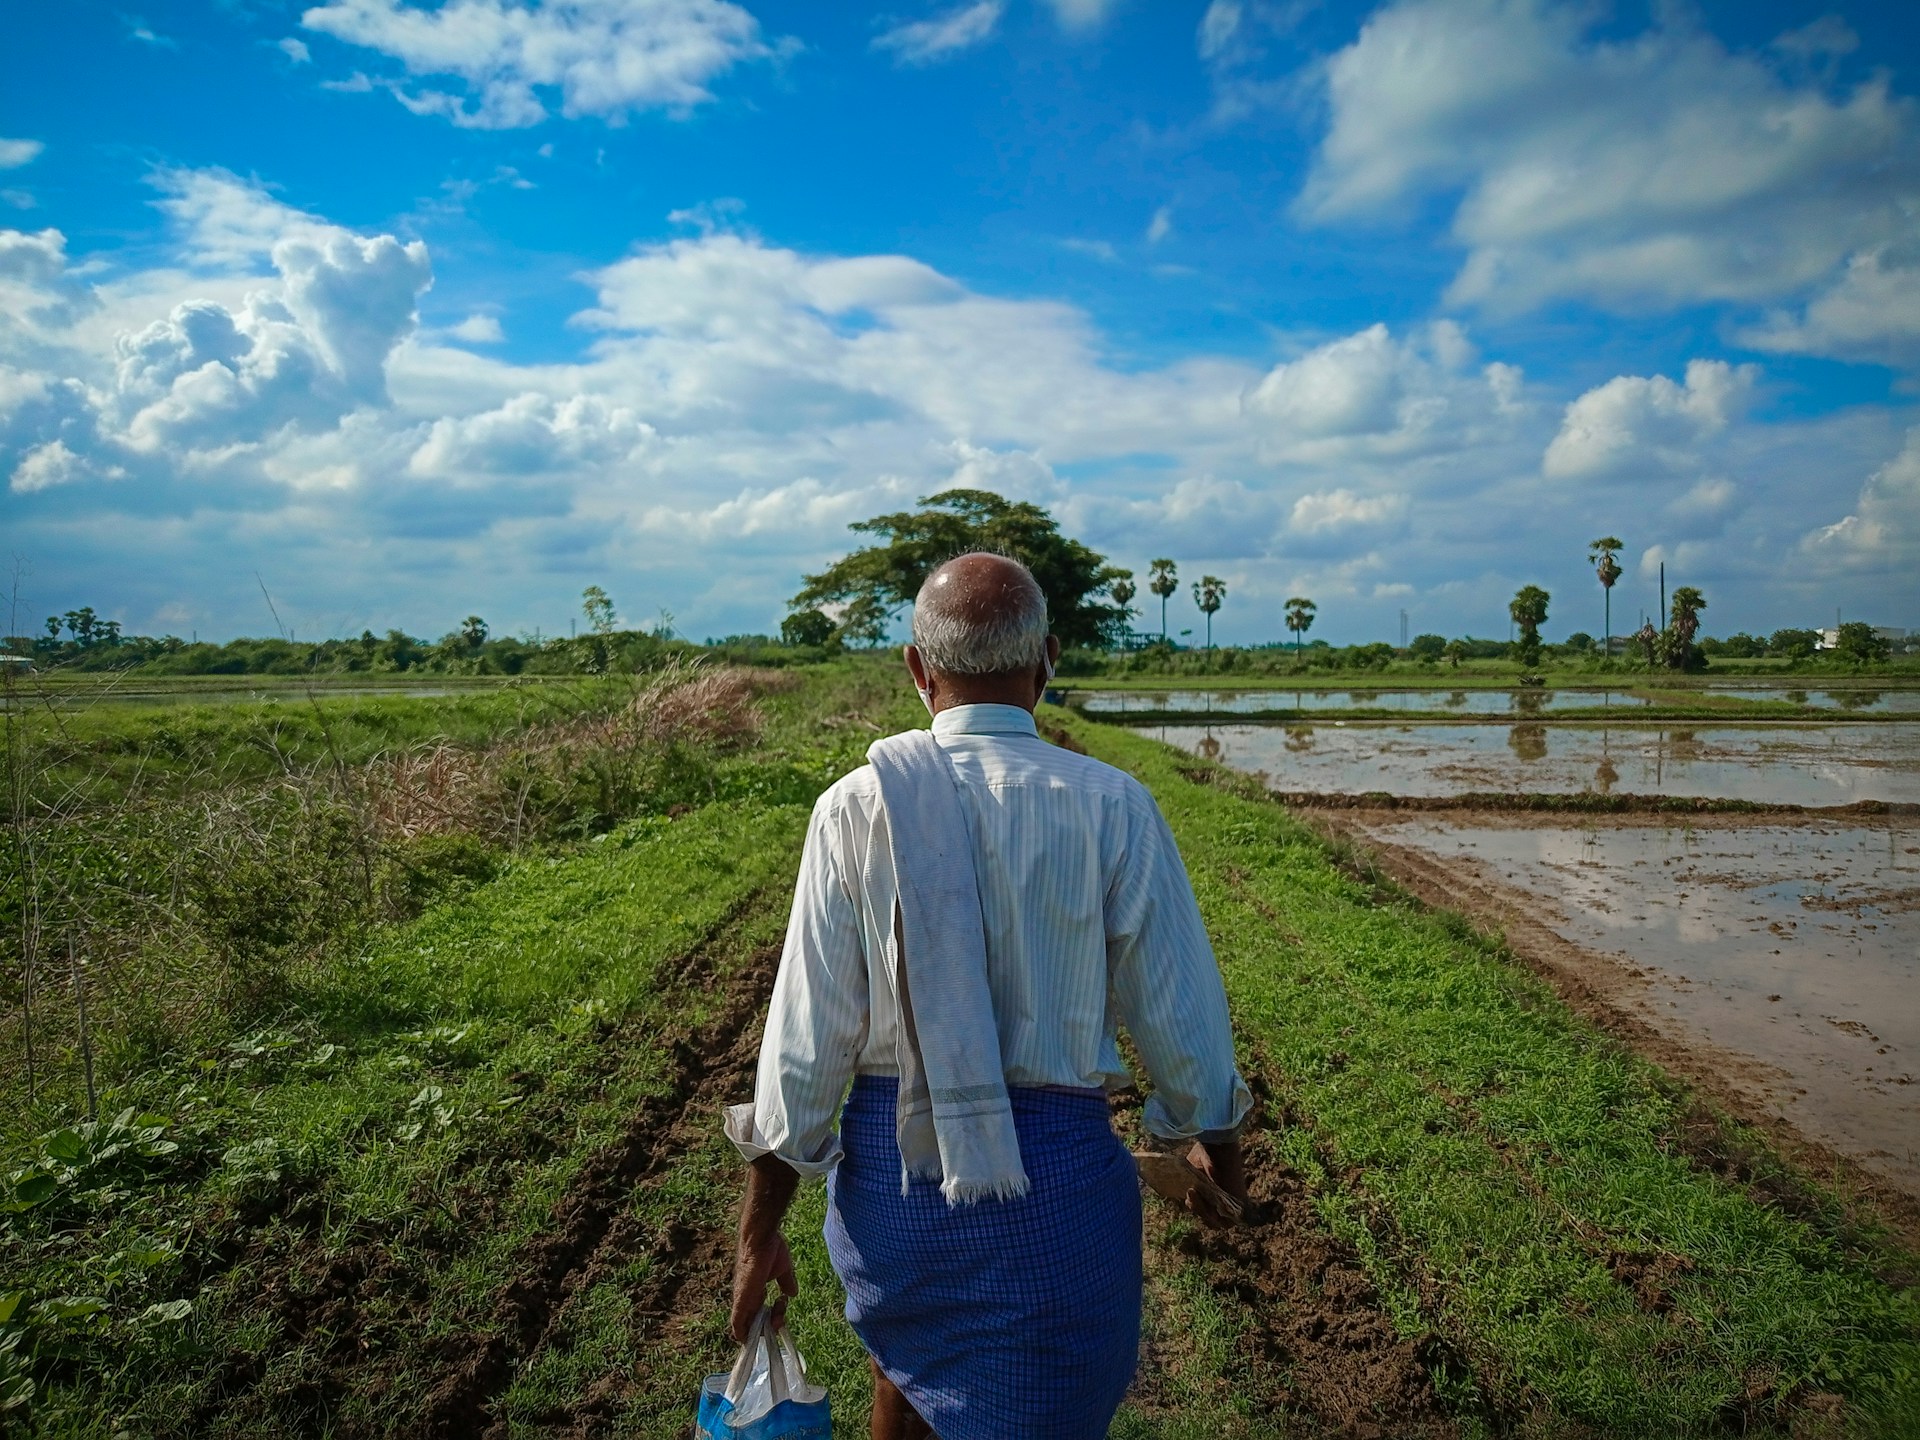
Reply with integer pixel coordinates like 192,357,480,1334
727,702,1251,1176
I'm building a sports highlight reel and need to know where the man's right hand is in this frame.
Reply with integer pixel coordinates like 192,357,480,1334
730,1229,798,1343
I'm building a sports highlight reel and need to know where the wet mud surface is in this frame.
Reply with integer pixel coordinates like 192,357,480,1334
1158,722,1920,806
1342,813,1920,1200
1317,813,1920,1242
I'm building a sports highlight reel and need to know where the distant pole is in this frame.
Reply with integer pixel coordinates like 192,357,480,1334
1399,609,1408,647
1659,563,1666,627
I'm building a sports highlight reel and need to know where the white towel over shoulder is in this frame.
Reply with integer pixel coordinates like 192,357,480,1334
864,729,1029,1204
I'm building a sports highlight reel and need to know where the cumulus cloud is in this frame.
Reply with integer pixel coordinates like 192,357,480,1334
9,170,1900,644
447,312,505,343
1242,320,1522,461
1301,0,1920,349
0,139,44,169
1542,359,1755,481
408,393,653,476
1801,429,1920,573
299,0,781,128
1289,487,1406,534
872,2,1003,66
279,37,312,63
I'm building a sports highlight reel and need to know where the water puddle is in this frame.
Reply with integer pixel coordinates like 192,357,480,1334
1354,817,1920,1191
1156,723,1920,806
1077,687,1920,715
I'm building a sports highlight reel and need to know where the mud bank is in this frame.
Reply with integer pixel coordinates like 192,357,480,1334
1317,808,1920,1222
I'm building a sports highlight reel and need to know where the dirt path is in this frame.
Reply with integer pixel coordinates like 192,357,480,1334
1312,810,1920,1248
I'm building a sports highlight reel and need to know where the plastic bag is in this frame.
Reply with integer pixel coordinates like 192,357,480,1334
695,1307,831,1439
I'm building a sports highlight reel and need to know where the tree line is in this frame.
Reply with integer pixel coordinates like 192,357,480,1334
8,496,1904,677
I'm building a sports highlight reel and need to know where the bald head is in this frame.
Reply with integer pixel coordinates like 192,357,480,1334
911,553,1050,676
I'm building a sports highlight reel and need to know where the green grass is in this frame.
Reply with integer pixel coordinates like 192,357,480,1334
3,671,1915,1437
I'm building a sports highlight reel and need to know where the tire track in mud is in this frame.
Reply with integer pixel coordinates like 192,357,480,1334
413,936,779,1439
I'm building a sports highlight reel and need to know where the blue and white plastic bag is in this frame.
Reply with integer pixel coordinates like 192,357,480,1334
695,1308,831,1439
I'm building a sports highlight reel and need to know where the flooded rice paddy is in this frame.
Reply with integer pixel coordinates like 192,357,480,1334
1077,686,1920,714
1358,817,1920,1191
1144,692,1920,1194
1156,721,1920,806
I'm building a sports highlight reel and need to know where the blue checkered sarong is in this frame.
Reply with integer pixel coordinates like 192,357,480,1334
825,1075,1142,1440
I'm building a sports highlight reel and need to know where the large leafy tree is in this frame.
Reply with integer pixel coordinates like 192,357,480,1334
791,489,1128,649
1509,584,1550,670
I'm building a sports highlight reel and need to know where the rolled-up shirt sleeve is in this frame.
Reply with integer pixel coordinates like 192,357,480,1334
724,791,870,1177
1106,784,1252,1143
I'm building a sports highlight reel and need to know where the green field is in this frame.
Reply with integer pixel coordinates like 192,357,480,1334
2,662,1915,1437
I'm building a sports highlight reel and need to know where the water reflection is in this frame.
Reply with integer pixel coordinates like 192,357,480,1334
1194,732,1222,762
1509,723,1549,761
1514,689,1549,718
1154,722,1920,805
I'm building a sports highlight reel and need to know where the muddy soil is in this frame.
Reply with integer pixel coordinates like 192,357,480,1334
1117,1090,1459,1439
1313,811,1920,1248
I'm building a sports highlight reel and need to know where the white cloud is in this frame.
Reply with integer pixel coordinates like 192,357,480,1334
1059,237,1119,264
7,173,1912,644
300,0,781,128
0,139,44,170
1801,429,1920,573
448,312,505,343
1740,244,1920,369
11,440,84,494
1145,205,1172,246
409,392,653,476
1242,321,1519,461
1042,0,1120,29
1289,487,1406,534
872,2,1003,66
1301,0,1920,346
279,36,313,63
1542,359,1756,481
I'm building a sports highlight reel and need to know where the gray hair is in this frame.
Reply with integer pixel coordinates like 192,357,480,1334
911,553,1050,675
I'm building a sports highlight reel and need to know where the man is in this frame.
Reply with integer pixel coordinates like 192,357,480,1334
725,552,1250,1440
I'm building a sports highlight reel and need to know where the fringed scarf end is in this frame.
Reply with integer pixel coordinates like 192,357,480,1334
941,1172,1031,1207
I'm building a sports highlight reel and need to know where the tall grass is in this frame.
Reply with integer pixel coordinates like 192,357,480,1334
0,659,808,1132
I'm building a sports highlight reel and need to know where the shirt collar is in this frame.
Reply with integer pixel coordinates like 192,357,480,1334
931,703,1040,739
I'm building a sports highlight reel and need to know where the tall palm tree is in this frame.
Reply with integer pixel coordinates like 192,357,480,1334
1668,586,1706,669
1192,575,1227,651
1147,558,1178,641
1509,584,1550,670
1110,571,1136,647
1588,537,1623,658
1284,596,1316,658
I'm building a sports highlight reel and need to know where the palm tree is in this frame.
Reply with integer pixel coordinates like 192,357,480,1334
1588,537,1623,658
1109,571,1136,648
459,615,489,650
1192,575,1226,651
1147,558,1178,642
1284,596,1316,658
1667,586,1706,670
1443,638,1466,669
1509,584,1550,671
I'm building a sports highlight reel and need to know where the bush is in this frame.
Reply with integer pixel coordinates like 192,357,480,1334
1409,633,1446,661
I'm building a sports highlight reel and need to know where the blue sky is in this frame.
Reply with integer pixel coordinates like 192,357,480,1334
3,0,1918,645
